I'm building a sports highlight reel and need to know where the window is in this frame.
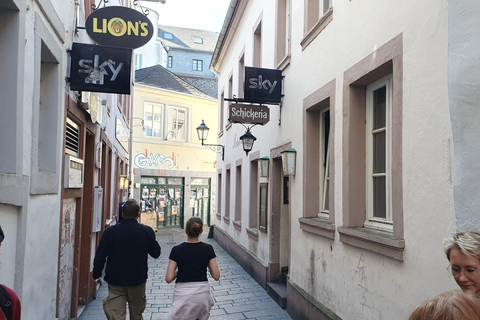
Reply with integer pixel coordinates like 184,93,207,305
301,79,336,239
134,53,143,70
144,102,163,138
193,59,203,71
193,36,203,44
301,0,333,50
225,167,231,223
234,162,242,229
366,76,393,229
275,0,291,67
217,171,222,220
219,91,225,131
238,53,245,95
167,56,173,68
167,106,187,141
253,19,262,67
259,183,268,232
339,34,404,260
164,32,173,40
320,109,330,217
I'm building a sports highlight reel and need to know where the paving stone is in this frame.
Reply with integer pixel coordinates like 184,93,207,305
79,228,292,320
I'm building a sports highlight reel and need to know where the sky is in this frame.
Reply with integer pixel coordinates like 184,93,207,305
140,0,231,32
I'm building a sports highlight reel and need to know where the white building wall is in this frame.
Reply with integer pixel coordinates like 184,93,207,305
214,0,459,319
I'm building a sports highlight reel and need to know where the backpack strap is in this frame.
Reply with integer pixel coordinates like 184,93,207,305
0,285,12,320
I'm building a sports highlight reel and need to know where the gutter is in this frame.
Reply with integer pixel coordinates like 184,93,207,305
209,0,238,74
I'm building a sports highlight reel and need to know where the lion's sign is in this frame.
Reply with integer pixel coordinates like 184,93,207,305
85,6,154,49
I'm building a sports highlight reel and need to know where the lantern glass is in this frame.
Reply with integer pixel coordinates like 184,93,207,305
281,149,296,176
119,176,125,189
260,157,269,177
124,178,129,190
240,130,257,155
196,120,209,142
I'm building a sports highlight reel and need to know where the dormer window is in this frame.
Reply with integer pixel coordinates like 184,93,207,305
164,32,173,40
193,36,203,44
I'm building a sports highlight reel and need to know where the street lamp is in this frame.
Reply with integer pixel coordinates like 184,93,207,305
196,120,225,160
239,129,257,156
281,149,297,176
259,157,269,177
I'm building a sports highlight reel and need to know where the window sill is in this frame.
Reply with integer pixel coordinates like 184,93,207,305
233,220,242,230
338,227,405,261
246,227,259,240
276,54,291,71
259,226,267,233
223,216,230,224
299,217,335,239
216,213,221,220
301,8,333,51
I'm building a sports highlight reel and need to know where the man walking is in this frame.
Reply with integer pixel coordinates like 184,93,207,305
93,199,161,320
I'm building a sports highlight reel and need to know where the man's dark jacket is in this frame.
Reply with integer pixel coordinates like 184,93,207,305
93,219,161,286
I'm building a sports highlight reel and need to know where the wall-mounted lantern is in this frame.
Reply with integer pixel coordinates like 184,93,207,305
281,149,297,176
119,175,126,189
259,157,269,177
196,120,225,160
240,129,257,156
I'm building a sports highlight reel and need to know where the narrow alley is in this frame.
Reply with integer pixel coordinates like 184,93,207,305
78,228,292,320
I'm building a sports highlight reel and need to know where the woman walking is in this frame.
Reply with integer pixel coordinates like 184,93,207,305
165,217,220,320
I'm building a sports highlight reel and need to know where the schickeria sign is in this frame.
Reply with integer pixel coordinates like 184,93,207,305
69,42,132,94
244,66,282,104
85,6,154,49
229,104,270,124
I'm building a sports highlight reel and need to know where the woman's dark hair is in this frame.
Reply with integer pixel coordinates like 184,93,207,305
122,199,140,219
186,217,203,238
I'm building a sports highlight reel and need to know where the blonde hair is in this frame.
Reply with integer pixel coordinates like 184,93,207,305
409,290,480,320
444,231,480,261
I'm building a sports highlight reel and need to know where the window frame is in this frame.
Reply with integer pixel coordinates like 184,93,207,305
192,59,203,71
319,108,330,218
193,36,203,44
259,183,268,232
365,75,393,231
166,106,187,142
339,34,404,261
143,102,164,139
134,53,143,70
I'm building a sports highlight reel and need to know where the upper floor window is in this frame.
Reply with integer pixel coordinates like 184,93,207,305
134,53,143,70
167,106,187,141
320,109,330,217
193,59,203,71
164,32,173,40
193,36,203,44
144,102,163,138
167,56,173,68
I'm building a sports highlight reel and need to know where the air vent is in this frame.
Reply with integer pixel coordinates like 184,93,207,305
66,118,80,157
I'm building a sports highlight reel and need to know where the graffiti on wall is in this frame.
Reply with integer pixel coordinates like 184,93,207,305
134,151,175,169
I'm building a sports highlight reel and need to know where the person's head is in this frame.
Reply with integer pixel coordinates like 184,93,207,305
185,217,203,238
408,290,480,320
122,199,140,219
0,224,4,248
444,231,480,294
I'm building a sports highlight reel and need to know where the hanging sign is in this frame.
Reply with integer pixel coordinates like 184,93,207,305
69,42,132,94
229,103,270,124
85,6,154,49
244,67,283,104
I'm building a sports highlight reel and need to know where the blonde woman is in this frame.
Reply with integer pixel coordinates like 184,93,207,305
444,231,480,295
409,290,480,320
165,217,220,320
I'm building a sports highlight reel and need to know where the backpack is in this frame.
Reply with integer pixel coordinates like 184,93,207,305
0,285,12,320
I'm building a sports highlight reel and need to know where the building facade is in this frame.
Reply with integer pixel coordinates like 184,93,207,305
210,0,480,319
133,65,219,230
0,0,137,318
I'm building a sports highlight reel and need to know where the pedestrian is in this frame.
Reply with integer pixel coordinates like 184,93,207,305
165,217,220,320
0,225,21,320
408,289,480,320
93,198,161,320
444,230,480,295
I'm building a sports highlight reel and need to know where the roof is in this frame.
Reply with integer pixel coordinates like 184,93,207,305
177,74,218,99
135,65,216,100
158,25,219,53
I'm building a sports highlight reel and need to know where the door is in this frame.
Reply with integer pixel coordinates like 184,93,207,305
190,178,211,226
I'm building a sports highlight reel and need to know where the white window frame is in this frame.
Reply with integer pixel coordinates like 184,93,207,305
318,108,330,219
134,53,143,70
365,75,393,232
143,102,164,138
167,106,187,142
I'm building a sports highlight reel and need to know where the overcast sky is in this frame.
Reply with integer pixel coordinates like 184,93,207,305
140,0,231,32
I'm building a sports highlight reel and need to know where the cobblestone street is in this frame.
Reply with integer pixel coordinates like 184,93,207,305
78,228,292,320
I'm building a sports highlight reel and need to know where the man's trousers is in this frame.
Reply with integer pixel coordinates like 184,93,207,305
103,282,146,320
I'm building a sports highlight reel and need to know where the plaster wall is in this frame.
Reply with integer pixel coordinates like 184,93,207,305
448,1,480,230
214,0,457,318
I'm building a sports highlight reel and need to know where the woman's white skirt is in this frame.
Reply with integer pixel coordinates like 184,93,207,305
167,282,214,320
